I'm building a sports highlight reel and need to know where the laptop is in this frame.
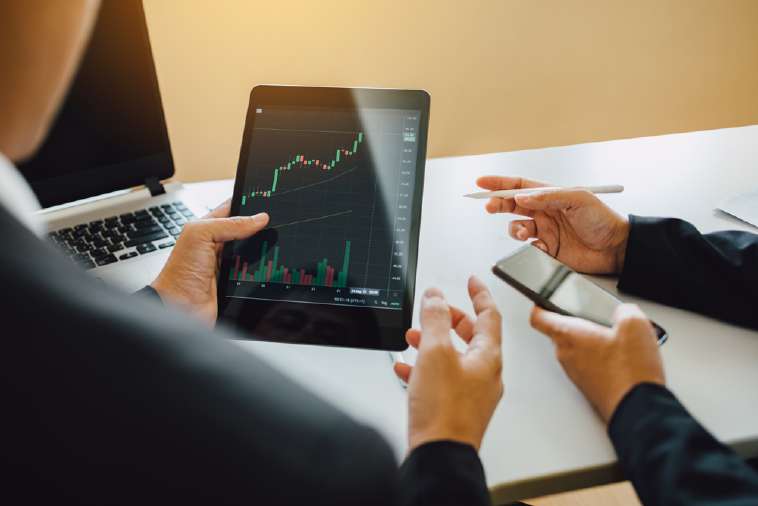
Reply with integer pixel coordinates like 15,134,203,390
17,0,211,293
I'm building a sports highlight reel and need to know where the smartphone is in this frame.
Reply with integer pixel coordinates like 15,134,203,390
492,245,668,345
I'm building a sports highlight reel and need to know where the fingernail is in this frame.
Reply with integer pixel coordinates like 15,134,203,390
423,288,442,299
251,212,268,223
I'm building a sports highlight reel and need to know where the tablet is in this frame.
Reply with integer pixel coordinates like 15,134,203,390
217,86,430,350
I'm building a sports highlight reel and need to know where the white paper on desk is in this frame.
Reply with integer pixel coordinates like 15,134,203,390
718,191,758,228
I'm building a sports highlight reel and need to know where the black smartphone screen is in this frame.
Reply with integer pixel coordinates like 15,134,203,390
493,245,667,344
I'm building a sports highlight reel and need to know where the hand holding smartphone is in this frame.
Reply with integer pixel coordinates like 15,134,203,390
493,245,668,344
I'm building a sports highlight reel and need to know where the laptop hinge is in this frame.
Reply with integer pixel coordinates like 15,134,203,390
145,177,166,197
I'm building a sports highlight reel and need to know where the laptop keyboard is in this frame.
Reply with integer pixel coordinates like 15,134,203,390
47,201,196,270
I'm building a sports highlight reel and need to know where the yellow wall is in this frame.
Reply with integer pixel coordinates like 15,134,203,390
143,0,758,182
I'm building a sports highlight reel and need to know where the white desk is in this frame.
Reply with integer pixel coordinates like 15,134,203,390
186,125,758,504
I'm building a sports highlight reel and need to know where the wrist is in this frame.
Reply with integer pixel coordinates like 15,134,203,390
150,276,175,305
150,278,166,299
409,426,482,452
599,376,665,423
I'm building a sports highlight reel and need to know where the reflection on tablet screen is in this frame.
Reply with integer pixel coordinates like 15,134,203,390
225,105,420,311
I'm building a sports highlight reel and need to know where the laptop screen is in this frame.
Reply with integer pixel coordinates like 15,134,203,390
17,0,174,208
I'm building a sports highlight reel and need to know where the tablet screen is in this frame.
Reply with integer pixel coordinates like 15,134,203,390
218,87,428,350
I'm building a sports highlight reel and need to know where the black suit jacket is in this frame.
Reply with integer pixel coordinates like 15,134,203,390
608,216,758,505
0,205,490,506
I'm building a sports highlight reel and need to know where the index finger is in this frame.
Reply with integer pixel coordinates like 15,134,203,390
477,176,548,216
197,213,269,243
405,304,476,350
466,276,502,352
529,306,610,346
419,287,453,349
476,175,547,191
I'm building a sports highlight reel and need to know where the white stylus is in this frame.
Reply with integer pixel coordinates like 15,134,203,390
463,184,624,199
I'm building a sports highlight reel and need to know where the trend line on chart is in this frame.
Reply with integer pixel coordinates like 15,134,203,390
267,166,358,199
242,131,364,205
270,210,352,230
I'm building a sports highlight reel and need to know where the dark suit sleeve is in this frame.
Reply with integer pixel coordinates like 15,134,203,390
609,383,758,506
618,216,758,329
1,206,398,506
398,441,491,506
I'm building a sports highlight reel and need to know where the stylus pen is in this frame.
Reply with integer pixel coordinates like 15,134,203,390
463,184,624,199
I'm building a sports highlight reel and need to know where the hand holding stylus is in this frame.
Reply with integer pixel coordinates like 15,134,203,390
475,175,630,274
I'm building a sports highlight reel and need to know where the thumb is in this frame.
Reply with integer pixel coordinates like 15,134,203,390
612,303,654,335
514,189,598,211
190,213,269,243
204,199,232,219
530,306,610,346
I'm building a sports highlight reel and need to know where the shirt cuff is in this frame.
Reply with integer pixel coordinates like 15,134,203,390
618,215,660,294
134,285,163,303
399,440,489,506
607,382,677,464
405,439,483,470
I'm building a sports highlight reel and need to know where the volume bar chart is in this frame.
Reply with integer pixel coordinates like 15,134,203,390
231,240,351,288
242,132,364,204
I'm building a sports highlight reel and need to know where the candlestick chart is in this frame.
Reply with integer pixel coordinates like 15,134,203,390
225,107,419,309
